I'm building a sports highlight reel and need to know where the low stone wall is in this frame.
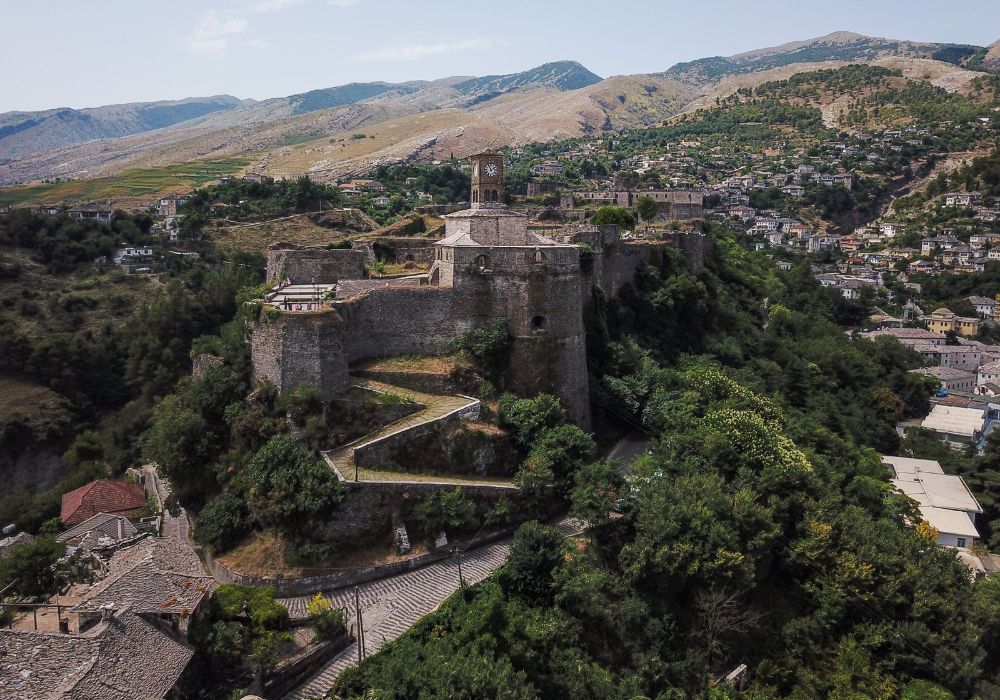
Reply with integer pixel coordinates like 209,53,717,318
262,630,353,698
352,399,481,471
205,523,517,598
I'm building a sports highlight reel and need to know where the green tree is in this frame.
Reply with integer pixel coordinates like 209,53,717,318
195,492,251,552
591,206,636,227
245,434,343,532
636,196,659,224
499,521,565,603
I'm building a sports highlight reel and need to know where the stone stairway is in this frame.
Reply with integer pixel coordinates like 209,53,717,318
280,516,584,700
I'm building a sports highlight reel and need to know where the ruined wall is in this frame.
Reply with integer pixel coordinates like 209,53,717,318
266,247,367,285
351,238,436,266
593,242,665,298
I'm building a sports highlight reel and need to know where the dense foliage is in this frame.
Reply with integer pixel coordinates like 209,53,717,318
334,224,997,698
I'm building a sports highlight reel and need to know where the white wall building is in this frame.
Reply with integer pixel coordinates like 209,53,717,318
884,456,983,549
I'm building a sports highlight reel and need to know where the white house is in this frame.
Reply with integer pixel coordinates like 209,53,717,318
968,296,996,318
917,404,986,448
911,366,976,393
884,456,982,549
112,247,153,264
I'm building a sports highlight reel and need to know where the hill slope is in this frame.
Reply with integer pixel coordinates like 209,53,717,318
666,31,981,86
0,32,991,191
0,95,246,160
454,61,603,95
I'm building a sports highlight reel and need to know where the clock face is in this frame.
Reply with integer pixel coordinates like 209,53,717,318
484,163,498,178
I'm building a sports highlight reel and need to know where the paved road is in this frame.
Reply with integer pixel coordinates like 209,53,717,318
280,517,583,700
141,464,190,541
605,429,652,473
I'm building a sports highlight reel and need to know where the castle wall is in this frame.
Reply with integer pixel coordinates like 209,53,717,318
351,238,437,266
594,242,664,298
251,312,351,400
266,248,366,285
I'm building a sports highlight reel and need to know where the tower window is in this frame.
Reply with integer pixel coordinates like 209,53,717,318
474,254,491,271
532,250,546,264
532,315,547,330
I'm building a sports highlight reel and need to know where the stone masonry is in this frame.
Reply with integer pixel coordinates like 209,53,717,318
252,154,684,429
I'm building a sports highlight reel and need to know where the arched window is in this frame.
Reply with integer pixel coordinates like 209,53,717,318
474,254,491,271
532,249,546,264
473,189,479,203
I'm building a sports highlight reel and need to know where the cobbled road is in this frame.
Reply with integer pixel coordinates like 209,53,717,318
280,517,582,700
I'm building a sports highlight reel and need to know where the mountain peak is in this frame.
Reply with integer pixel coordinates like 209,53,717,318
453,61,603,96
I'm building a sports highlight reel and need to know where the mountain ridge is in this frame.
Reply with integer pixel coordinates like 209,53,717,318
0,31,993,189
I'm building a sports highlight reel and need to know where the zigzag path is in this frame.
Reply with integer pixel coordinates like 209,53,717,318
321,378,513,488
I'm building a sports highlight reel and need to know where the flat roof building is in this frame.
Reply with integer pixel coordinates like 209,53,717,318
884,455,982,549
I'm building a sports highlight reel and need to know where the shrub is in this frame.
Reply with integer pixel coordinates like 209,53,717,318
499,521,564,603
452,321,511,379
413,488,479,538
195,493,251,552
498,393,566,447
307,593,345,642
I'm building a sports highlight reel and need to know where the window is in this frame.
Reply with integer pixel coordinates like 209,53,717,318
532,250,547,264
532,315,547,330
957,537,967,548
474,254,491,271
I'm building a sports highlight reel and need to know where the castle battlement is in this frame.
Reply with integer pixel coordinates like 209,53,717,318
251,154,688,428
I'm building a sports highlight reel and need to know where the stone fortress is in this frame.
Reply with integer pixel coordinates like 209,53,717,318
251,153,708,428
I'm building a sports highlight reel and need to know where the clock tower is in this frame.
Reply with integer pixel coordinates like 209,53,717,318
470,152,504,209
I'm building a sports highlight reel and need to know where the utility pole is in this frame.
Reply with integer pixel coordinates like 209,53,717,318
354,587,362,664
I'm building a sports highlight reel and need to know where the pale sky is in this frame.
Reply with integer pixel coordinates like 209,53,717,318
1,0,999,113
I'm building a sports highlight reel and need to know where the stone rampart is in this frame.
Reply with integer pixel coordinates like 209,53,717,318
266,247,366,285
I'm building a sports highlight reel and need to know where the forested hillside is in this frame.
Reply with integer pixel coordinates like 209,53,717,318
332,225,1000,699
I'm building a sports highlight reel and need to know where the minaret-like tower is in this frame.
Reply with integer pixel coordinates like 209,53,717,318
470,152,504,209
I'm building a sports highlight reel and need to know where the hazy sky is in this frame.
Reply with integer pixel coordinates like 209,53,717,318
2,0,999,113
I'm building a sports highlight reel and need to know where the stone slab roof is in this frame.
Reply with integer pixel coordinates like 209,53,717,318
71,536,212,617
58,513,138,550
60,481,146,526
435,230,560,248
0,531,34,557
0,608,193,700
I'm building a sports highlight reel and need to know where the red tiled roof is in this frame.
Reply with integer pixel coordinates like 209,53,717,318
60,480,147,525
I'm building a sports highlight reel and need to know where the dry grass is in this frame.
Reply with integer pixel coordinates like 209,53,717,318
213,216,350,253
353,353,468,375
0,374,72,430
216,529,433,577
353,466,513,487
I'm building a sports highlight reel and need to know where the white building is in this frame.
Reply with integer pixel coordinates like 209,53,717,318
112,247,153,264
911,366,976,393
884,456,982,549
918,404,986,448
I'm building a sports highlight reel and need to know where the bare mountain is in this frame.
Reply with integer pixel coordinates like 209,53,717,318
0,95,246,161
0,32,992,191
985,39,1000,69
665,31,983,86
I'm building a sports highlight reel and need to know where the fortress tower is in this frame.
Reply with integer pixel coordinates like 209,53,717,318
253,153,593,428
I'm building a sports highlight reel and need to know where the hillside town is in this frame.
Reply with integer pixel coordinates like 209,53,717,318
3,12,1000,700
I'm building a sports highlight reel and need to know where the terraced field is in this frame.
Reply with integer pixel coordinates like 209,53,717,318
0,157,249,207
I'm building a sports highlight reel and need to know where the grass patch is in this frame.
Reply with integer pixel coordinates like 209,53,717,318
0,157,250,207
